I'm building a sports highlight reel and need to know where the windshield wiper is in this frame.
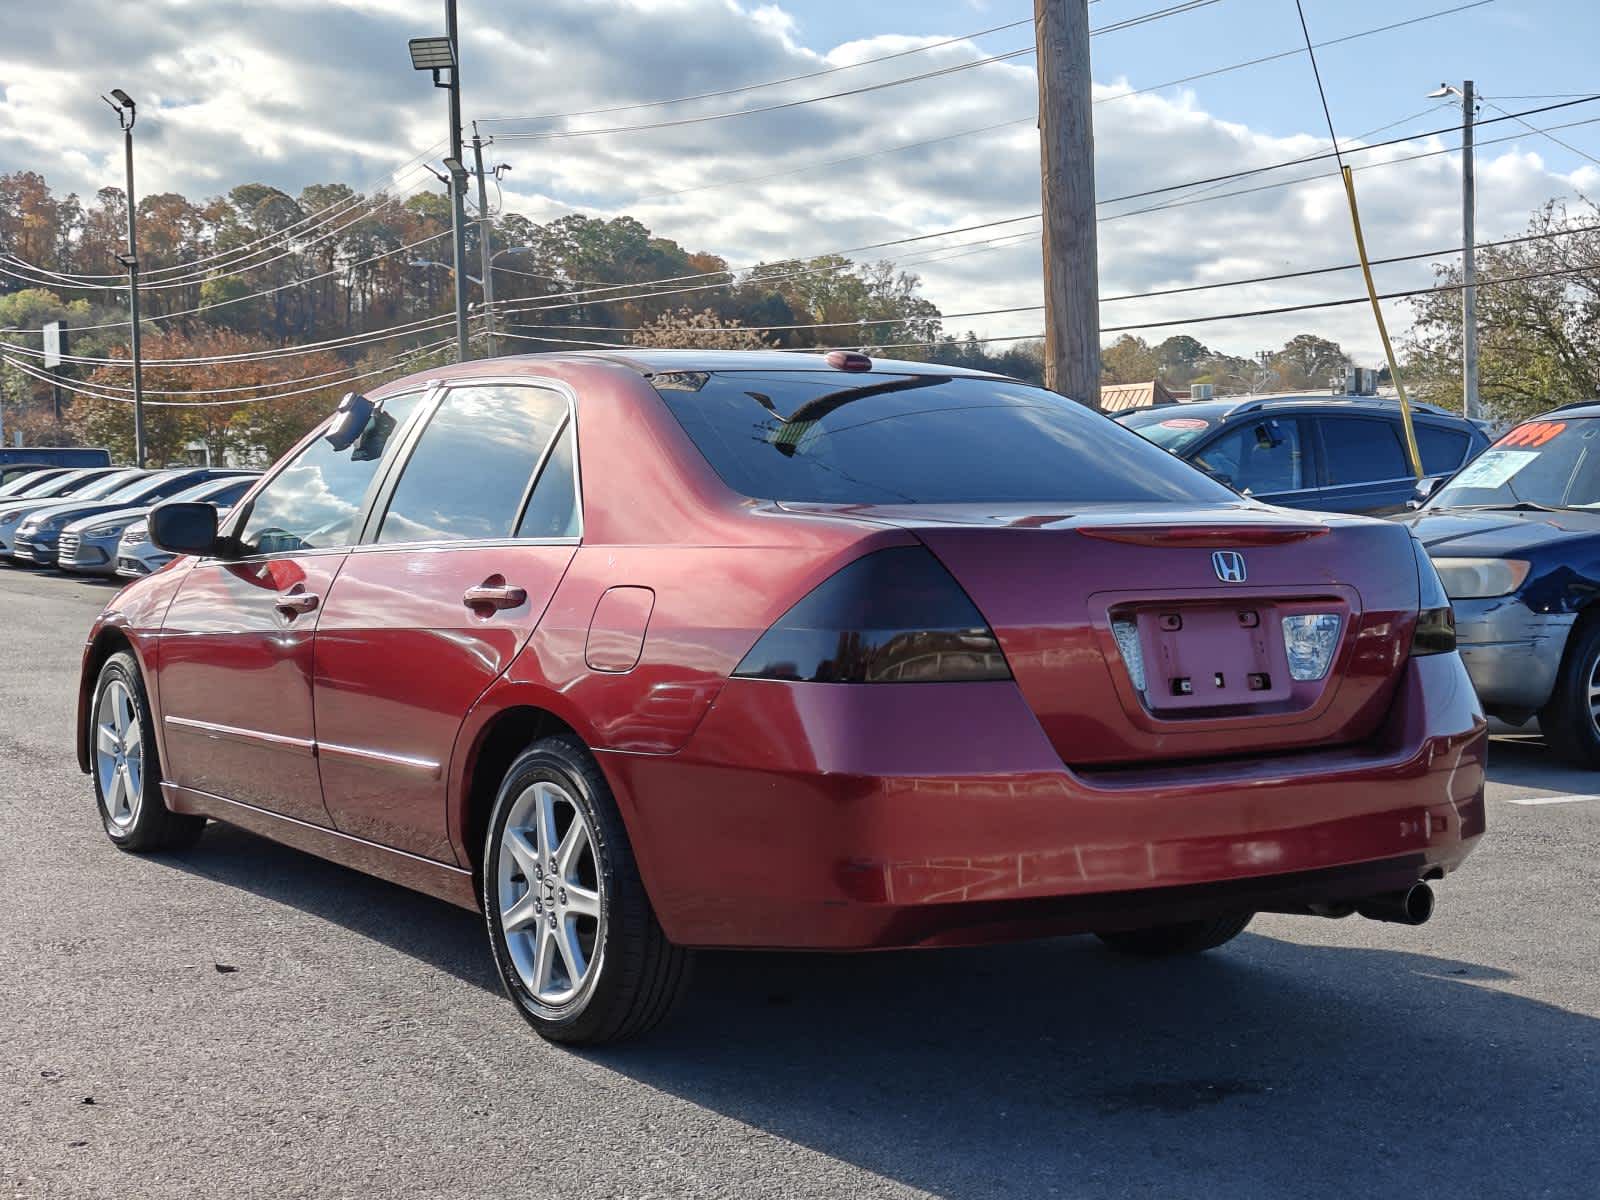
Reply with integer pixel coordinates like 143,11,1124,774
1449,501,1562,512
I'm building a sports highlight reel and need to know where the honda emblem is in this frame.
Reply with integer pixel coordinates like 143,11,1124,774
1212,550,1247,583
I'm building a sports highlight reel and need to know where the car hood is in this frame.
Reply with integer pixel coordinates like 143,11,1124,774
17,499,140,528
0,497,75,522
64,503,156,534
1397,507,1600,557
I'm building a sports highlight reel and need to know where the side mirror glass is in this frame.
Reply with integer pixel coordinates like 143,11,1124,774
324,391,375,452
149,501,223,559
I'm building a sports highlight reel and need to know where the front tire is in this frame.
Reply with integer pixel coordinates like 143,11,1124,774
482,735,691,1045
1095,913,1254,956
91,651,206,852
1539,619,1600,767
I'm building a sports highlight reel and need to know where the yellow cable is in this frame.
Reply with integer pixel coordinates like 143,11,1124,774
1339,165,1423,478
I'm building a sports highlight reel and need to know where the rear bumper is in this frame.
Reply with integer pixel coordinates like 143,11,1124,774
1451,597,1574,711
602,653,1487,949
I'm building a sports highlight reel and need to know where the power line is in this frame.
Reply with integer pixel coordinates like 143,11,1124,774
0,230,452,335
4,140,450,286
1480,95,1600,170
487,1,1226,144
477,17,1034,124
0,172,440,293
0,335,456,408
0,309,459,369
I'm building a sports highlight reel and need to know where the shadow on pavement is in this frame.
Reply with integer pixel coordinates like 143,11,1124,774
161,823,1596,1198
1487,732,1598,793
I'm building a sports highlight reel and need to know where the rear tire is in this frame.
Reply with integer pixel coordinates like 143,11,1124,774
1539,620,1600,767
1095,913,1254,956
90,651,206,853
482,735,691,1045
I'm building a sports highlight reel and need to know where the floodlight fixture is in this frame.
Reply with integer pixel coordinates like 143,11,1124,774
408,36,456,72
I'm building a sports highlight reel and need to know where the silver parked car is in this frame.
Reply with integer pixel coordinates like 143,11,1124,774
61,474,259,577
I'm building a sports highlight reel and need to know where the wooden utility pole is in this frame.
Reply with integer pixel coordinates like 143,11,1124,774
1034,0,1101,408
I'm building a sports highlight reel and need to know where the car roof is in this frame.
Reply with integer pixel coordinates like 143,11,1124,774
558,348,1009,379
1121,394,1477,425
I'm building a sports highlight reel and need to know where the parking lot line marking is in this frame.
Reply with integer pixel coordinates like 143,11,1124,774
1505,794,1600,807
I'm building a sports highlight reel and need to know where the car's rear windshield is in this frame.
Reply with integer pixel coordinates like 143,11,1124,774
650,371,1234,505
1118,408,1223,452
1431,417,1600,510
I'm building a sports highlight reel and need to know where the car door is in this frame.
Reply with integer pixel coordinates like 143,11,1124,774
1189,416,1321,508
156,391,429,824
311,380,582,863
1313,415,1416,514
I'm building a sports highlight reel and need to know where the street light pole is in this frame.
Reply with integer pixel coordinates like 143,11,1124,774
443,0,470,362
470,126,497,355
104,89,145,467
1429,80,1478,419
1461,79,1479,421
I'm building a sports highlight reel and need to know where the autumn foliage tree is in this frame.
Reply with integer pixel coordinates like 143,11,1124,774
73,329,347,465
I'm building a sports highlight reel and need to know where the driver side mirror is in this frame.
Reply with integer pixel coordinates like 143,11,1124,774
149,501,227,559
1407,475,1447,510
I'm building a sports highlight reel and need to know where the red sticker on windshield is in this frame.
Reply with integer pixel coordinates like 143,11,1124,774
1159,418,1209,430
1497,421,1566,447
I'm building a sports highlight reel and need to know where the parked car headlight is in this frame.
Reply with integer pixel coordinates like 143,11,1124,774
1430,557,1531,599
80,521,129,538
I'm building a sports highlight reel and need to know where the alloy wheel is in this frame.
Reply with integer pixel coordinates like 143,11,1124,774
95,678,144,832
496,779,605,1010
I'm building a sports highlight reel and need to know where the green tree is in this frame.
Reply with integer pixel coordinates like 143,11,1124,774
1407,200,1600,421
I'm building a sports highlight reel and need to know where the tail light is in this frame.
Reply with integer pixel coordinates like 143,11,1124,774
1411,537,1457,656
732,546,1011,683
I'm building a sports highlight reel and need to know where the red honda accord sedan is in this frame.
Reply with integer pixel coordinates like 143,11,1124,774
76,350,1486,1044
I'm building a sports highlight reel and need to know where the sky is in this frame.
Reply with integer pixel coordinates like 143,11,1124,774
2,0,1597,363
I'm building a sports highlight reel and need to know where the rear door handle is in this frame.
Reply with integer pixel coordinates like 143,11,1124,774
463,581,526,612
275,591,320,617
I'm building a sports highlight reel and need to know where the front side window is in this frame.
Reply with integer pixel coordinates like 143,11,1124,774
1192,418,1305,495
1320,417,1409,484
237,392,425,555
653,371,1236,505
377,385,568,544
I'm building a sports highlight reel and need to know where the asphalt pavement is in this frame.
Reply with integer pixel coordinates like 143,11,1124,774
1,565,1596,1199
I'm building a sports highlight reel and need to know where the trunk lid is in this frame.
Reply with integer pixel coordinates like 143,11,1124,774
777,501,1422,766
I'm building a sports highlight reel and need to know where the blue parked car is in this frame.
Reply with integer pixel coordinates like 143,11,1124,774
1401,403,1600,764
1118,395,1490,515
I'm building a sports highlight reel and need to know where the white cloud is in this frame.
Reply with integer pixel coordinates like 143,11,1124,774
1,0,1592,363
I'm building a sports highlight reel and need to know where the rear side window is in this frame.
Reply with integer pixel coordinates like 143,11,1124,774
515,422,580,539
377,384,568,544
652,371,1235,505
238,392,426,555
1415,425,1471,474
1320,417,1409,484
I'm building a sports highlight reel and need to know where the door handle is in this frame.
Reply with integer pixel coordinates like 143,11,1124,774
275,591,320,617
463,580,526,612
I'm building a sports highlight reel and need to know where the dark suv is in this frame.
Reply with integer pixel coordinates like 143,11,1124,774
1118,396,1490,515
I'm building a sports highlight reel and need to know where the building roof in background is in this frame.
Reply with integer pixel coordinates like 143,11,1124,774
1100,380,1177,413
